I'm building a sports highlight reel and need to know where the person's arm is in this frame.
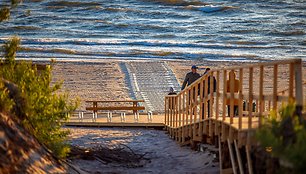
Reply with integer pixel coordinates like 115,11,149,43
181,73,189,90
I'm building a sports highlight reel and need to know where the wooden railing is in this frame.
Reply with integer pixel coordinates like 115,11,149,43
164,59,304,144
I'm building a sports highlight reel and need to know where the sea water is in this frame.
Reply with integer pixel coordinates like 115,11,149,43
0,0,305,62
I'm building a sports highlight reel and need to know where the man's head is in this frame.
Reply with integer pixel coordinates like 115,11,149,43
191,65,198,73
204,67,211,74
169,87,174,93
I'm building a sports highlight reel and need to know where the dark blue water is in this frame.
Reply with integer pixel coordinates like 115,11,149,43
0,0,305,61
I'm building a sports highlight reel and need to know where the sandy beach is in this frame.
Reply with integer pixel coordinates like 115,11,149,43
65,126,219,174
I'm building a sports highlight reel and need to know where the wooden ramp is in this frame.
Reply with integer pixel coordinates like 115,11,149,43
164,59,304,174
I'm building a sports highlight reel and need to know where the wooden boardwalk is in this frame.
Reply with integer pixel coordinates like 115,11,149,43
164,59,304,174
65,59,304,174
66,113,165,128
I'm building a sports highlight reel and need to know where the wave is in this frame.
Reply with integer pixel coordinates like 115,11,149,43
144,0,208,6
187,5,238,13
268,29,305,36
44,1,101,7
9,26,41,31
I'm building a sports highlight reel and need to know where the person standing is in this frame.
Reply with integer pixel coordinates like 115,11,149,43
226,70,240,117
181,65,201,90
202,68,216,118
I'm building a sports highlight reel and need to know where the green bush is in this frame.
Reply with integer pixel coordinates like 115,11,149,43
0,81,14,113
256,102,306,174
0,37,78,158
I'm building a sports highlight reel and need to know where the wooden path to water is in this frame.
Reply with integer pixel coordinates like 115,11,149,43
66,59,305,174
164,59,304,174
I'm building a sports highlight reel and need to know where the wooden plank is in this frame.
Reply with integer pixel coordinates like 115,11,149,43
238,68,243,130
182,92,186,143
248,67,253,130
234,140,244,174
295,60,303,106
273,64,278,111
165,97,168,125
175,97,178,128
215,71,220,135
230,70,235,124
189,88,193,137
179,94,182,127
246,145,254,174
227,139,237,174
216,70,220,120
248,67,254,146
209,72,214,118
209,72,214,137
204,75,208,119
86,106,145,111
223,70,227,121
194,83,198,138
199,80,204,138
259,66,264,127
289,63,294,99
219,136,223,172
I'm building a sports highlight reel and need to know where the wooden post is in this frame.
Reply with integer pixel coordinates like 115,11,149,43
294,60,303,121
215,71,220,136
234,140,244,174
216,71,220,120
199,80,204,138
273,64,278,111
259,66,264,127
179,94,182,127
175,97,178,128
246,145,254,174
190,87,194,138
227,139,237,174
248,67,254,146
209,72,214,137
204,75,208,120
230,70,235,124
289,63,294,100
219,136,223,172
182,91,186,143
194,83,198,139
165,97,168,126
239,68,243,130
223,70,227,121
209,72,214,118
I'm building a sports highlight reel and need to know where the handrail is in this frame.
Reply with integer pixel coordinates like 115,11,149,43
164,59,304,146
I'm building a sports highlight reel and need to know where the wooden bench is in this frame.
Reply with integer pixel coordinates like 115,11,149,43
85,100,146,122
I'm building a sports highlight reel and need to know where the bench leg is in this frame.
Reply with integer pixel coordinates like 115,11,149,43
148,111,153,123
107,112,112,122
79,112,84,122
92,112,95,122
121,112,126,123
134,112,139,122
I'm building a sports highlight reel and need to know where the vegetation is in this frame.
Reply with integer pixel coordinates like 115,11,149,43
0,0,79,159
256,103,306,174
0,36,79,158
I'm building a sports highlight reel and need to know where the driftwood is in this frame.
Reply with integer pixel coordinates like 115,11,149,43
68,144,150,168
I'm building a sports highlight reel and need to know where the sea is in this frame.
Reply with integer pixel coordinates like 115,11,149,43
0,0,305,62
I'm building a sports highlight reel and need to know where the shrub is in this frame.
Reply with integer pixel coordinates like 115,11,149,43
0,37,78,158
256,102,306,174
